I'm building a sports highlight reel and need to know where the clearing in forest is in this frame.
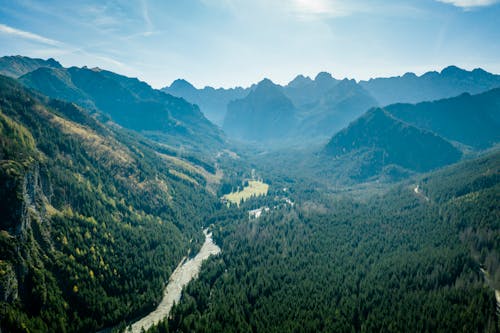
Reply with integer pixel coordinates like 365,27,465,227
223,180,269,205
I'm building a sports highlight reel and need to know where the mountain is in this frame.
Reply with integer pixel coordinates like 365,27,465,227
0,75,221,332
324,108,462,175
297,79,378,138
162,79,249,126
360,66,500,106
284,72,339,107
0,55,62,78
385,88,500,149
223,79,297,142
161,65,500,143
19,65,225,153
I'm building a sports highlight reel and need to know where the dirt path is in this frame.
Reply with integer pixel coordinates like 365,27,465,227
127,229,221,333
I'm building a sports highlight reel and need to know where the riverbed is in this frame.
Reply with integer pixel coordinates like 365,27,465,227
127,229,221,333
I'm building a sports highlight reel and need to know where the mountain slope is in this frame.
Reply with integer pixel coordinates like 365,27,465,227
18,65,225,153
324,108,462,173
360,66,500,106
223,79,297,142
0,55,62,78
162,79,249,126
297,79,378,138
0,75,220,332
385,88,500,149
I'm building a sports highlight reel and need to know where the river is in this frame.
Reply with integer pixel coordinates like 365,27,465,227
126,229,221,333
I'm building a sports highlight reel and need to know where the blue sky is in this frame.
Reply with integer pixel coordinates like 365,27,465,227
0,0,499,88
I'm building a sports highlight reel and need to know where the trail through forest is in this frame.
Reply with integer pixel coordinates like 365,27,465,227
127,229,221,333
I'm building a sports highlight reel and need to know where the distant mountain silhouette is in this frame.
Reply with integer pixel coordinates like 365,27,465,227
360,66,500,106
19,66,224,151
0,55,61,78
324,108,462,173
223,79,297,142
297,79,378,138
284,72,339,107
156,65,500,146
162,79,249,126
385,88,500,149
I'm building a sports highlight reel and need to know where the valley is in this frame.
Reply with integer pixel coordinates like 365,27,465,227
0,55,498,333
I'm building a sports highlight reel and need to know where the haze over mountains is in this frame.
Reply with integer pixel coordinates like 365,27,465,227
164,65,500,146
359,66,500,106
11,60,225,154
223,79,297,142
324,108,463,174
162,79,248,126
1,55,499,176
0,55,499,332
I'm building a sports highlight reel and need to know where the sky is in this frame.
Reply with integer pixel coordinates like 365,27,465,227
0,0,499,89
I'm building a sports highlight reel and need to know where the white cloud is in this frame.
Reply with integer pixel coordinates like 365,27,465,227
0,23,62,46
437,0,499,8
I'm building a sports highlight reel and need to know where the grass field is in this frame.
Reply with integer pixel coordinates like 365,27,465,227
223,180,269,205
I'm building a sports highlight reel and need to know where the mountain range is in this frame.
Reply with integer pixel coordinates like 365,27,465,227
0,55,499,332
162,79,248,126
18,65,225,153
360,66,500,106
165,65,500,145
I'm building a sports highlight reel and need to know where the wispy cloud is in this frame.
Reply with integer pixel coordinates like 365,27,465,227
0,22,129,71
436,0,499,8
141,0,154,36
0,23,62,46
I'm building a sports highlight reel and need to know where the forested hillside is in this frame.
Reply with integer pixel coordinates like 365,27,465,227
149,151,500,333
324,108,462,174
0,75,221,332
385,88,500,149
